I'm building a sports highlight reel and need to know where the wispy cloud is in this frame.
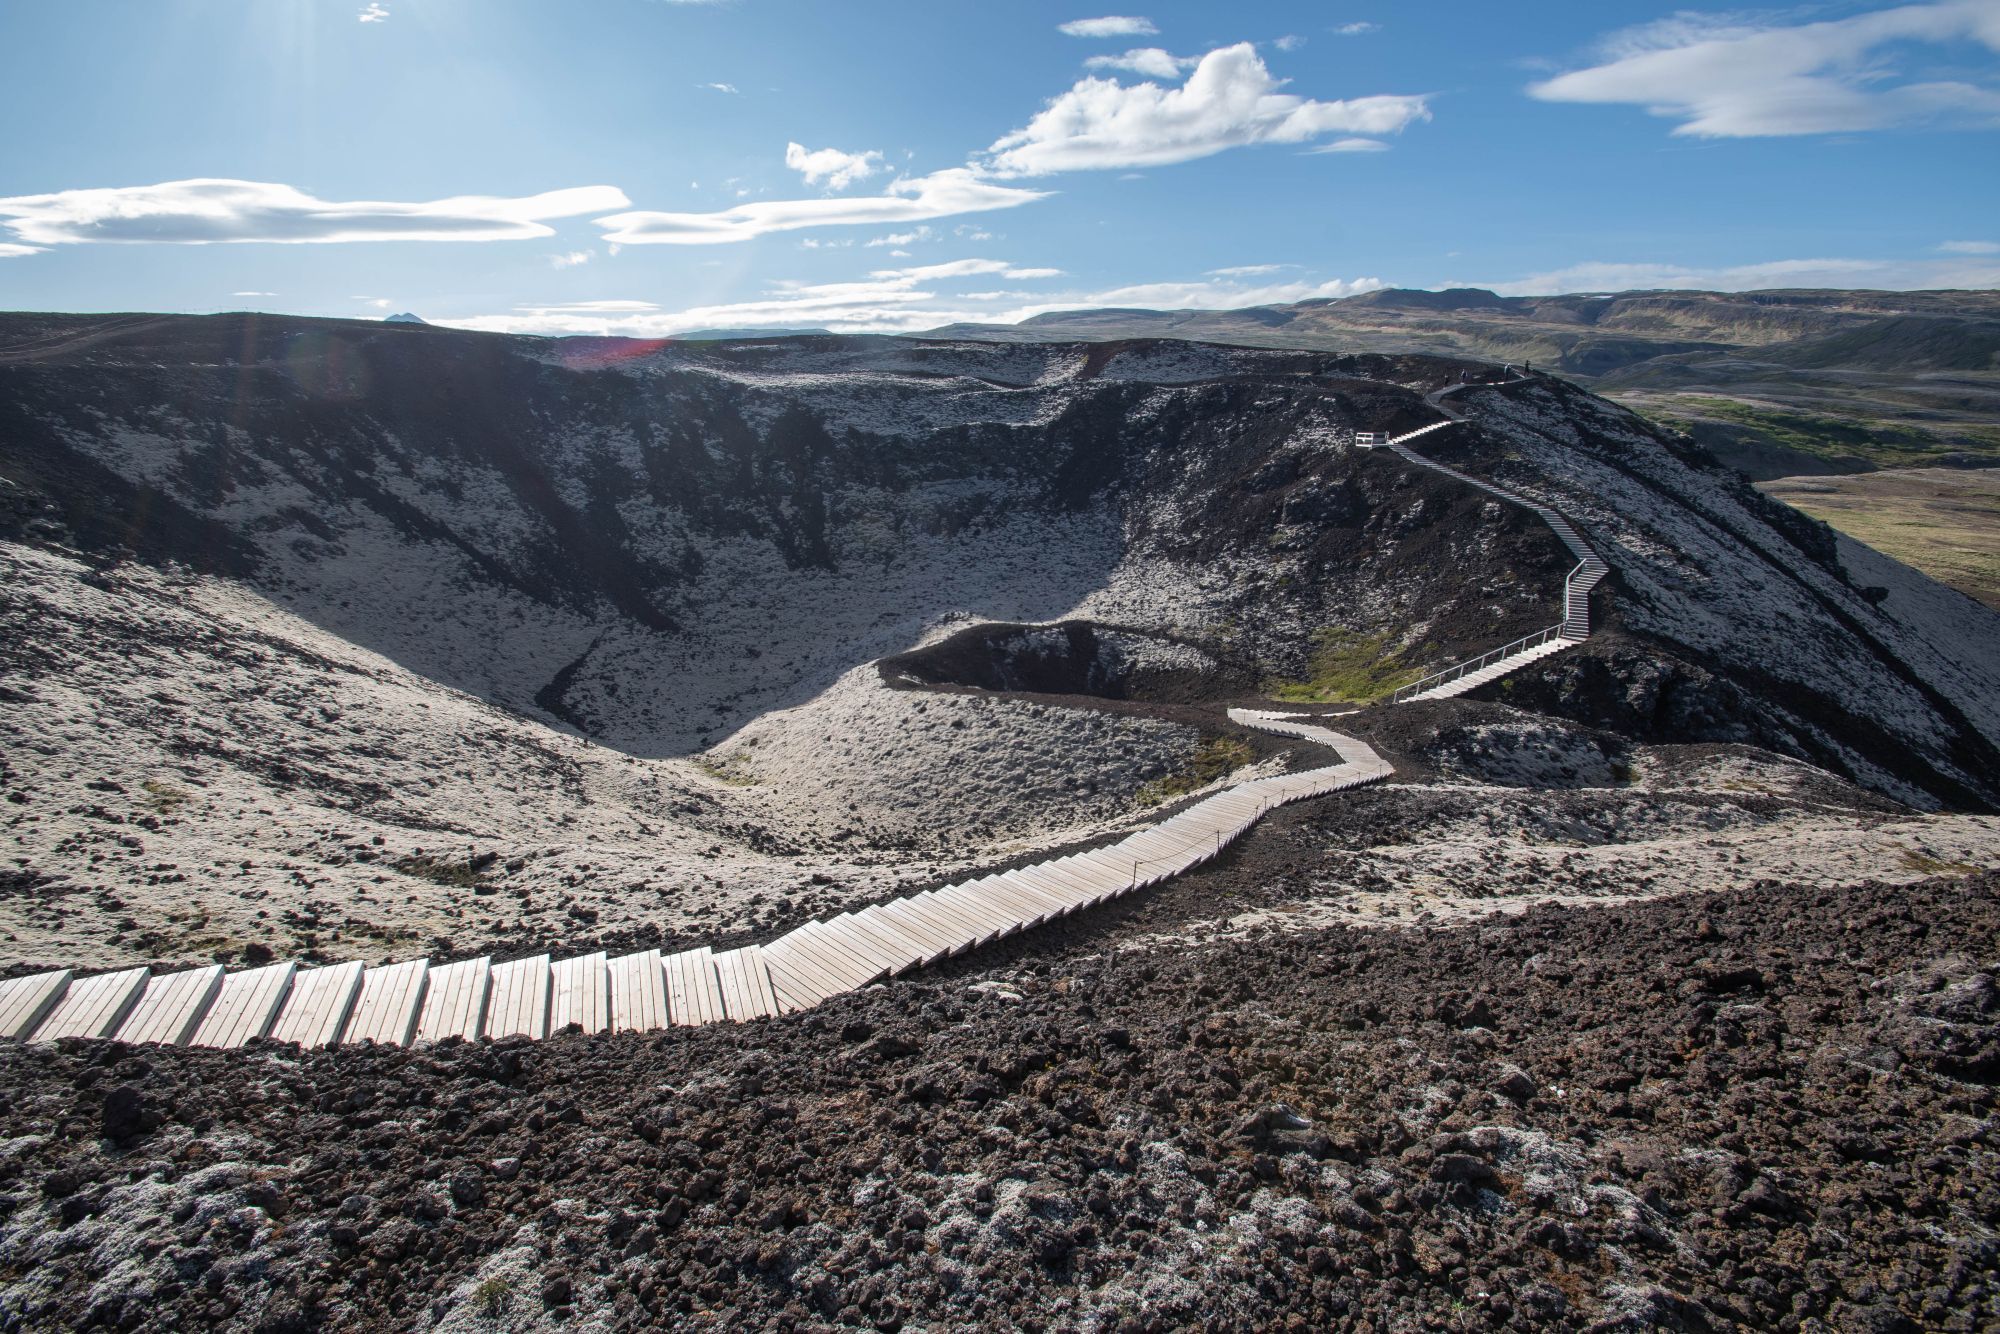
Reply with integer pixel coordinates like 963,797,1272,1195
980,43,1429,175
1940,239,2000,254
358,3,388,23
699,82,739,94
1474,255,2000,296
1304,137,1389,153
594,169,1048,245
0,243,41,259
1058,16,1158,38
1206,263,1295,277
1274,34,1306,51
1332,22,1378,36
865,226,936,247
784,142,885,191
1084,48,1198,79
231,290,278,296
1530,2,2000,137
550,249,593,268
436,263,1385,339
0,179,629,246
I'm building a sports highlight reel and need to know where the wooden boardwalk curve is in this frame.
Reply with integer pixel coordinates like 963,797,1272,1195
0,714,1391,1049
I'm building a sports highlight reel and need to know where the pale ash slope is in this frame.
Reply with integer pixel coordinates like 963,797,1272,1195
1451,380,2000,810
0,542,1208,971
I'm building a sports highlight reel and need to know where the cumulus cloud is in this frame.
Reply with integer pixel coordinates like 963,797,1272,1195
980,43,1429,175
1475,255,2000,296
1058,16,1158,38
1084,48,1198,79
593,169,1049,245
0,179,630,247
358,3,388,22
784,142,886,191
1530,2,2000,137
1940,240,2000,254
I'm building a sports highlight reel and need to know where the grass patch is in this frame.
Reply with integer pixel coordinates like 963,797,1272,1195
1901,849,1983,878
1761,468,2000,610
1265,628,1424,704
1136,736,1254,808
470,1277,511,1316
692,752,759,787
1636,395,1971,469
392,852,496,890
140,778,189,813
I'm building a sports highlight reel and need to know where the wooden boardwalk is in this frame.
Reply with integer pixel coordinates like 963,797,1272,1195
0,718,1391,1049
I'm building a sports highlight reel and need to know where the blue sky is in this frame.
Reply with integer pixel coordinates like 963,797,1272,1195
1,0,1997,335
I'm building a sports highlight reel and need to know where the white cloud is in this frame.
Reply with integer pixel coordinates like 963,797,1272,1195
1940,240,2000,254
1530,2,2000,137
1084,48,1198,79
1304,136,1389,153
1058,16,1158,38
1332,22,1378,36
784,142,886,191
0,179,629,246
865,226,935,247
1003,274,1385,318
230,290,278,296
1474,255,2000,296
435,264,1386,339
550,249,593,268
358,3,388,22
980,43,1429,175
0,243,41,258
593,169,1049,245
1206,263,1294,277
700,82,739,94
1275,34,1306,51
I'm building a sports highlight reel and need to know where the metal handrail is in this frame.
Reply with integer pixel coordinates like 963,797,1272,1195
1391,559,1598,703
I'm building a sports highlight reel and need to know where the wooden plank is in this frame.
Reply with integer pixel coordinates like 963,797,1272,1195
892,895,981,953
33,967,149,1042
115,965,224,1046
816,915,905,975
720,944,780,1016
664,946,717,1026
188,962,295,1049
416,957,492,1044
339,959,428,1047
871,901,958,963
1012,864,1089,908
484,954,550,1040
0,970,73,1040
792,923,884,989
990,871,1078,917
928,886,1026,939
268,961,364,1048
607,950,669,1033
757,938,839,1013
549,952,608,1035
840,911,931,973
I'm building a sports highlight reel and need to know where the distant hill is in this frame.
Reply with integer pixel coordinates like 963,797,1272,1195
672,325,832,341
384,312,427,325
933,287,2000,479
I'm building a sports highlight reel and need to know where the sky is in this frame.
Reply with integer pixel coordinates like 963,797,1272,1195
1,0,1997,337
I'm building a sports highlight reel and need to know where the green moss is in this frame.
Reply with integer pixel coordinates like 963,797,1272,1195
140,778,188,813
391,853,494,889
1637,396,1975,468
1136,736,1254,808
692,752,759,787
1265,628,1424,704
1901,849,1983,878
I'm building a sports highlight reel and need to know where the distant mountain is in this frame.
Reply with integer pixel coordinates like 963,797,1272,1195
932,287,2000,480
671,325,832,341
384,312,427,325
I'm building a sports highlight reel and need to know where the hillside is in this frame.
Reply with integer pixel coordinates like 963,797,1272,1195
2,312,1998,1328
934,286,2000,480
